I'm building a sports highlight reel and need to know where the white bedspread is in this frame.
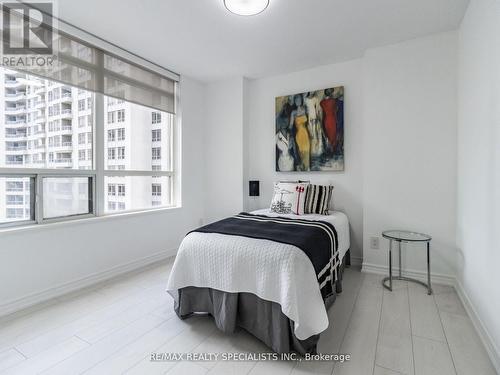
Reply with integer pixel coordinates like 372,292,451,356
166,210,350,340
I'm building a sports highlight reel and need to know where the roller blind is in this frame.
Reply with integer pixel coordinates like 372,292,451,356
1,4,177,114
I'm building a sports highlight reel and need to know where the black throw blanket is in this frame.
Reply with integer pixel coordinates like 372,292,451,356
191,212,340,299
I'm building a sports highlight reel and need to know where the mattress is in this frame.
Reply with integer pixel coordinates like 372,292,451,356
250,208,350,261
167,209,351,340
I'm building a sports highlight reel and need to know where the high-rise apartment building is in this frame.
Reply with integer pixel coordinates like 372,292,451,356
0,67,172,223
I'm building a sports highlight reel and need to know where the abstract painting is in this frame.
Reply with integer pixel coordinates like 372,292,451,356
275,86,344,172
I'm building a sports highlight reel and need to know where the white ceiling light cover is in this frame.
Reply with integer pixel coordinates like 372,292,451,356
224,0,269,16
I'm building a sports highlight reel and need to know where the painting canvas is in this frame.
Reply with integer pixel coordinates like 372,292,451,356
275,86,344,172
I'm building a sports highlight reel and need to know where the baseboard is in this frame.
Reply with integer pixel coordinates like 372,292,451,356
454,279,500,374
350,256,363,267
0,248,177,319
361,262,455,285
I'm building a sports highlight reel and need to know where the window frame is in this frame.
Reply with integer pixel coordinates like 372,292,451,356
116,109,125,123
152,129,161,142
39,174,95,222
117,146,125,160
107,129,115,141
152,147,161,160
0,174,36,228
117,128,125,141
0,170,96,226
0,88,178,229
117,184,125,196
152,183,161,196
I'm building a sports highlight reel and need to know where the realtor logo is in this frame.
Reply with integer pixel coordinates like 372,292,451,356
2,2,53,54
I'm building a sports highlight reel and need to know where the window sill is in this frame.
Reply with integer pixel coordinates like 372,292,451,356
0,205,182,235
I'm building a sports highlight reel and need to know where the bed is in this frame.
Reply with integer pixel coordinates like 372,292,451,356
166,208,350,354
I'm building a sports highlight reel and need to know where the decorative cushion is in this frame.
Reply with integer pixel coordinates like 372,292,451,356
270,182,309,215
304,184,334,215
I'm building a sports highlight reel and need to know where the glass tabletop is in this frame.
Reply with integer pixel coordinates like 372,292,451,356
382,230,431,242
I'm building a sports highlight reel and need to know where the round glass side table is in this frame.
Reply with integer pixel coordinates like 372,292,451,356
382,230,433,295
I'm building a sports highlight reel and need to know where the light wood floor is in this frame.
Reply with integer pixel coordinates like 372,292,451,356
0,259,496,375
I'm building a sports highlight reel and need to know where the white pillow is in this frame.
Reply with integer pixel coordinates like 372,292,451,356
270,182,309,215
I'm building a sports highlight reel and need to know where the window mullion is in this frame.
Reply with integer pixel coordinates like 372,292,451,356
95,92,105,217
94,48,105,217
35,174,43,224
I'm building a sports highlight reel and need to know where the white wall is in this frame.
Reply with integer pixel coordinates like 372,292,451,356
0,75,206,315
245,61,364,263
362,32,458,279
244,32,458,271
203,77,245,223
457,0,500,366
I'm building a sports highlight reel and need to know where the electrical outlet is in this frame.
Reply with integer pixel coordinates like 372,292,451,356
370,236,380,249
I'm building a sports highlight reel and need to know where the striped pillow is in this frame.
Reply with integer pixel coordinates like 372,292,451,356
304,185,334,215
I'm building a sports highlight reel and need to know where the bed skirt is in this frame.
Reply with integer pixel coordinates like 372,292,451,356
170,249,350,354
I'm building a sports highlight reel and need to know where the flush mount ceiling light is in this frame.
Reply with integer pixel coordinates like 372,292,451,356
224,0,269,16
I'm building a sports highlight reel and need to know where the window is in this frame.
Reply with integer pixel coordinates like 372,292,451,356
6,195,24,205
117,147,125,160
107,98,124,106
108,129,115,142
49,104,59,116
6,155,23,165
152,183,161,196
152,147,161,160
0,17,177,228
78,116,85,128
117,184,125,196
103,175,172,213
117,128,125,141
107,111,115,124
6,181,23,191
6,208,24,218
117,110,125,122
0,177,35,224
152,112,161,124
49,136,60,147
42,177,93,219
152,129,161,142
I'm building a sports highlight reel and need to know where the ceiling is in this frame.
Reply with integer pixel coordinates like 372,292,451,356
56,0,469,82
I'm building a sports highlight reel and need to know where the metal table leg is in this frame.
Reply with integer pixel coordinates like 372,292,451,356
383,240,393,291
427,242,432,295
389,240,393,291
398,240,402,278
383,239,432,294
